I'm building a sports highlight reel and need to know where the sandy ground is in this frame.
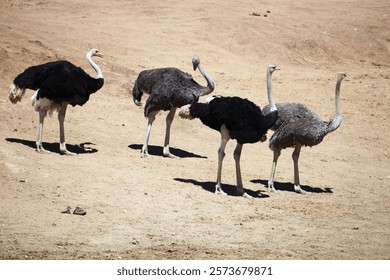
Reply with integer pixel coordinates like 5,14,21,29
0,0,389,260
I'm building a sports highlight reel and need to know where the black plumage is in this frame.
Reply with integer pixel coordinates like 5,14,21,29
179,65,279,198
262,72,346,193
189,96,277,144
8,48,104,155
13,60,103,106
132,55,214,158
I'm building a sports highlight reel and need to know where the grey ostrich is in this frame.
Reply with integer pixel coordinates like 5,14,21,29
262,72,347,193
179,65,279,198
8,48,104,155
132,55,215,158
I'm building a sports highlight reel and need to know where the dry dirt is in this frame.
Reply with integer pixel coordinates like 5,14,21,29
0,0,389,260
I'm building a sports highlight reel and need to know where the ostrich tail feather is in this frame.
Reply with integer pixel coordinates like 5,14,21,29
178,105,194,120
134,99,143,107
8,83,26,104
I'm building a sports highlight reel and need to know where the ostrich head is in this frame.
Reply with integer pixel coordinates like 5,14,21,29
337,72,347,80
87,48,103,58
267,64,280,73
192,55,200,70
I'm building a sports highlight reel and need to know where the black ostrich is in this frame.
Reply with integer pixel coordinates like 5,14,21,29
179,65,279,198
132,55,215,158
8,48,104,155
262,72,346,193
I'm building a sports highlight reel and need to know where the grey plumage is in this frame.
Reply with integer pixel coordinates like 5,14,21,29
134,68,212,117
132,55,215,158
262,72,346,193
264,103,340,149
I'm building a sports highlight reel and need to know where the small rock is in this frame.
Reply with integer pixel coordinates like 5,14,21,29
73,207,86,215
61,206,72,214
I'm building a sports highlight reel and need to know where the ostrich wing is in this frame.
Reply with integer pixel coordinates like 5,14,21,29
38,68,90,105
14,60,71,90
210,97,264,130
210,97,267,144
264,103,321,131
269,115,328,150
38,64,98,106
144,70,206,115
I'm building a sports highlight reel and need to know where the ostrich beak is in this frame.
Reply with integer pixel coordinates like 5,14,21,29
95,53,104,58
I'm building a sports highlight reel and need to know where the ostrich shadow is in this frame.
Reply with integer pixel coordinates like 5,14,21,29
251,179,333,193
5,138,98,154
128,144,207,158
174,178,270,198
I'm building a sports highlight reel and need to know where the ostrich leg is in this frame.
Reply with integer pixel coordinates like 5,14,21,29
163,107,177,158
215,125,229,195
233,143,253,198
141,111,157,158
36,109,50,154
292,144,307,193
268,149,281,192
58,103,76,156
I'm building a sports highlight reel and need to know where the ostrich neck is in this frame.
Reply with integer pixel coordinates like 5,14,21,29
86,54,103,79
326,76,343,134
197,63,215,95
334,76,342,116
267,70,276,112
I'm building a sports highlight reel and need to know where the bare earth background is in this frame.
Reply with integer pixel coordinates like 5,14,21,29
0,0,389,260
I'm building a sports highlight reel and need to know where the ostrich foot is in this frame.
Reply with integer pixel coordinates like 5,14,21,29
141,146,151,158
242,192,255,199
163,152,178,159
60,149,77,156
60,143,77,156
294,185,308,194
36,145,51,154
163,147,178,159
141,152,151,158
235,187,255,199
267,182,279,193
215,185,227,196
